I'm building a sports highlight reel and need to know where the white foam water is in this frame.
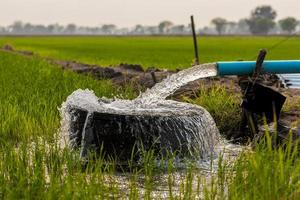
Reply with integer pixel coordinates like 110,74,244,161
59,63,240,162
60,89,221,157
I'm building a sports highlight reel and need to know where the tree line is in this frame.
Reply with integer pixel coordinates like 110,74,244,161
211,6,299,35
0,5,299,35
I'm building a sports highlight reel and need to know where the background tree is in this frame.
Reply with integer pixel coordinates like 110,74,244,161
0,26,6,34
170,25,185,34
101,24,117,34
237,19,251,34
23,23,33,34
158,21,173,34
279,17,298,34
133,24,144,34
10,21,24,34
47,24,55,34
246,5,277,35
65,24,77,34
211,18,227,35
34,25,47,34
224,21,237,34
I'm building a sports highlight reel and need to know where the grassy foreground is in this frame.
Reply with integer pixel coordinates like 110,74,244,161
1,36,300,69
1,49,300,199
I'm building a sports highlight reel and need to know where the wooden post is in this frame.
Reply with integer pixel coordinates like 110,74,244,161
191,15,199,65
150,71,157,83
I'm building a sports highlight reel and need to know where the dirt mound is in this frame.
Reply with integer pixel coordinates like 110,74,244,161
3,44,14,51
2,44,34,56
47,59,177,90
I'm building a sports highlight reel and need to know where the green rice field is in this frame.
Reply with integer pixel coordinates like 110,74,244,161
1,36,300,199
1,36,300,69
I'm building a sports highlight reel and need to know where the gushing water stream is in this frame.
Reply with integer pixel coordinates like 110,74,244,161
135,63,218,105
60,63,240,165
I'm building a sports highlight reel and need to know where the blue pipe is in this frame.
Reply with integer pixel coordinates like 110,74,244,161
217,60,300,76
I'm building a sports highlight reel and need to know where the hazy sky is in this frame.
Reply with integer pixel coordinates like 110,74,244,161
0,0,299,27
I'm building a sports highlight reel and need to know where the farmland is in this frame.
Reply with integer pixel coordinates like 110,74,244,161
1,36,300,199
1,36,300,69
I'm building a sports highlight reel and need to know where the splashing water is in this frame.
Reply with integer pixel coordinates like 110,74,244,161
135,63,218,105
59,63,239,161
